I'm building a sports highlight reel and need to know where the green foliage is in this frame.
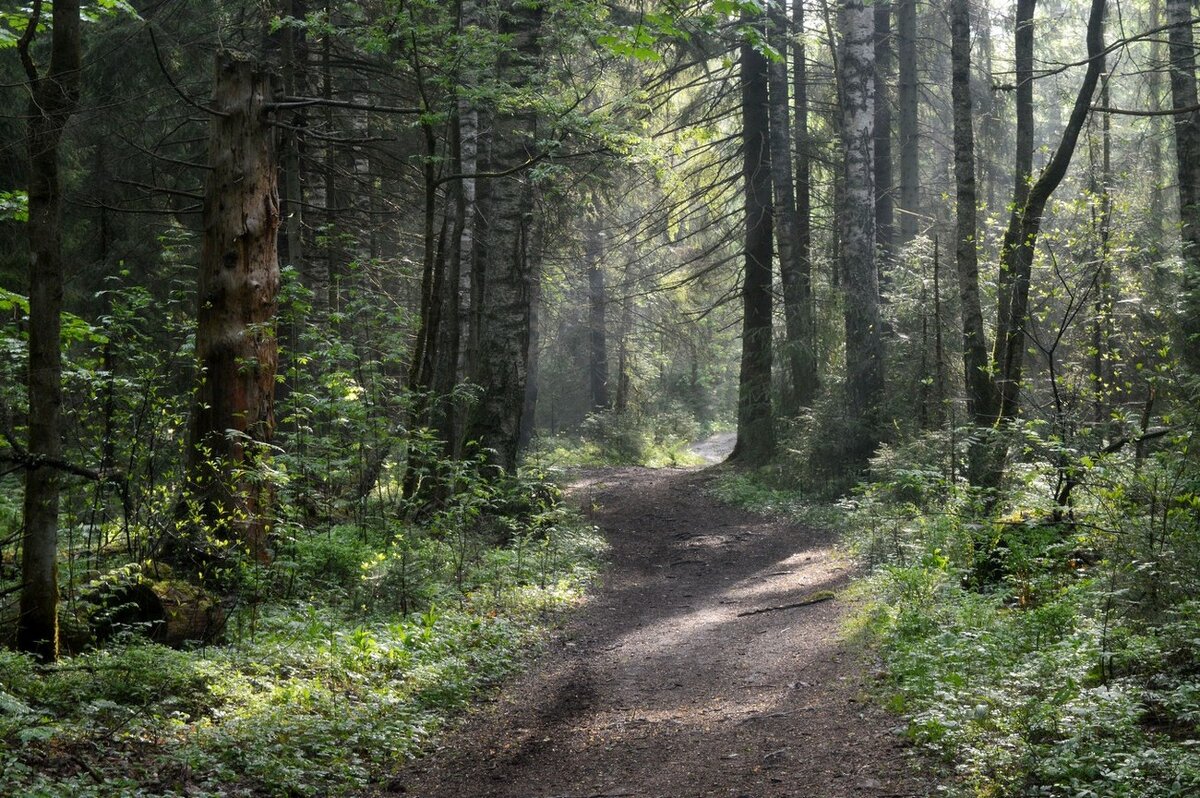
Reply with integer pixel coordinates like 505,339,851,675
0,190,27,222
528,408,707,468
841,413,1200,798
0,492,605,797
707,469,843,528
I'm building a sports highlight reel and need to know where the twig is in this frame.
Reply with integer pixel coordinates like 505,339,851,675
736,592,835,617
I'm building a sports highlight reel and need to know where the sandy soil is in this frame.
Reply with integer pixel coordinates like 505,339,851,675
389,466,935,798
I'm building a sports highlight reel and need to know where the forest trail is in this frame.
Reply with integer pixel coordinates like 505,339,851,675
392,467,934,798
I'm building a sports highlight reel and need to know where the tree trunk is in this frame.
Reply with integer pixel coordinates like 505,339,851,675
873,2,895,266
992,0,1107,423
183,55,280,564
271,0,307,412
990,0,1036,413
792,0,819,407
729,12,776,466
770,0,809,417
1013,0,1036,212
520,222,544,450
432,111,467,446
1091,78,1114,425
614,260,633,415
949,0,997,429
444,0,484,457
1167,0,1200,372
838,0,884,471
896,0,919,245
586,202,610,410
464,0,542,471
1148,0,1165,256
17,0,82,663
408,113,447,402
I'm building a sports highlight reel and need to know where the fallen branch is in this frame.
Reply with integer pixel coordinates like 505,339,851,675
736,591,835,617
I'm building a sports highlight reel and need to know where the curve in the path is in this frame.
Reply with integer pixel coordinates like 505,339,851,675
393,467,934,798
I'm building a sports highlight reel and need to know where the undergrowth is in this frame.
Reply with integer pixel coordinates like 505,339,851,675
527,409,709,469
851,427,1200,797
0,480,605,797
712,419,1200,798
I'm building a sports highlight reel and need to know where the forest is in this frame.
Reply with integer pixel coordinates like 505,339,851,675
1,0,1198,795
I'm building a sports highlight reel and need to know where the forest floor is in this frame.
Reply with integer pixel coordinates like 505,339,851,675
389,461,937,798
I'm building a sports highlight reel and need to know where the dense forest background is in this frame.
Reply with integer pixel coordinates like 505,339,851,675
1,0,1199,795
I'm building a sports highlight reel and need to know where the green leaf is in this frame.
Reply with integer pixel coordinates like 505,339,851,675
0,190,28,222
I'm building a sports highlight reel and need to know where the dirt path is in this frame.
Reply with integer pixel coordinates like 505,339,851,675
392,467,934,798
688,432,736,464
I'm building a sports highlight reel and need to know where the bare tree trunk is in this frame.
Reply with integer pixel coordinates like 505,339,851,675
276,0,307,280
1148,0,1165,256
432,114,466,445
586,200,609,410
1167,0,1200,372
949,0,997,429
408,113,446,399
17,0,82,663
1091,79,1114,425
896,0,919,245
614,259,633,415
183,55,280,564
1013,0,1036,213
729,11,776,466
873,2,895,266
769,0,807,416
990,0,1036,408
932,235,946,429
270,0,307,413
792,0,819,407
520,222,544,450
465,0,542,471
312,1,335,316
838,0,884,471
993,0,1107,423
441,0,484,457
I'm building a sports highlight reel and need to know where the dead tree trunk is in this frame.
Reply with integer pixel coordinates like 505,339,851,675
16,0,82,663
183,55,280,564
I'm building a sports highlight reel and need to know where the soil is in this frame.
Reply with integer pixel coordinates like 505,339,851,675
390,462,936,798
688,432,736,464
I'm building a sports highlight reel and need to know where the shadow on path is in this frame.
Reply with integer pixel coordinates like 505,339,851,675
391,466,934,798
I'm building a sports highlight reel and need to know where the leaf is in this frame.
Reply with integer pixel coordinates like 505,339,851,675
0,190,28,222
